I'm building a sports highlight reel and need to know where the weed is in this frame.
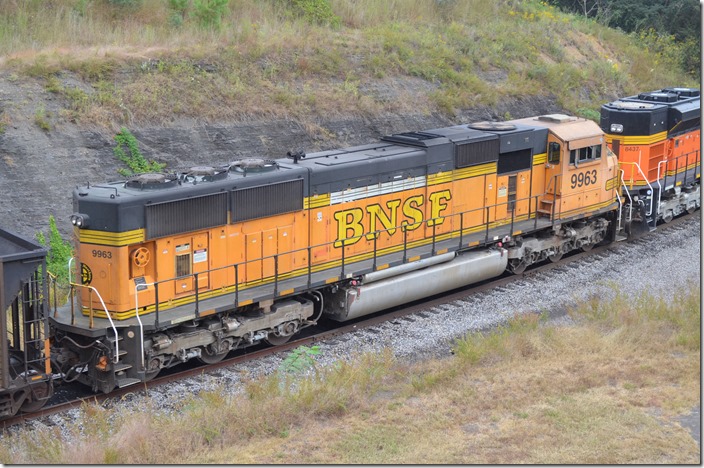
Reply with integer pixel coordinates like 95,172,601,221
287,0,341,27
34,106,51,131
36,215,74,286
278,345,321,374
576,107,601,121
193,0,229,30
113,127,165,176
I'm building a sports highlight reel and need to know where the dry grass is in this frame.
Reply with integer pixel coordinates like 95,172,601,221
0,0,696,128
0,284,699,464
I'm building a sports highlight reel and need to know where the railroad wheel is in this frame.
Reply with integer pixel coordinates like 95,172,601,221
198,340,231,364
580,242,594,252
686,204,696,214
265,321,298,346
509,258,527,275
548,252,563,262
144,357,161,381
20,380,51,413
662,210,673,223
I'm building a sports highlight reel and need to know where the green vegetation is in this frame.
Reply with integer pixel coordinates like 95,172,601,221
113,127,165,177
0,286,698,463
36,215,74,286
33,106,50,132
550,0,700,75
278,345,321,374
0,0,697,129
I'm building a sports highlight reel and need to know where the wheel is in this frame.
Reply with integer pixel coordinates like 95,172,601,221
144,358,161,381
548,252,563,262
265,321,298,346
20,380,52,413
662,210,673,223
509,259,527,274
265,333,293,346
198,340,231,364
686,205,696,214
580,242,594,252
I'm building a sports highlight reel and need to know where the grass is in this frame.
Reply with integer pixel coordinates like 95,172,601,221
0,0,697,129
0,285,699,464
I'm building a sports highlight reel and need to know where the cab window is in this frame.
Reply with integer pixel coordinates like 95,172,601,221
570,144,601,165
548,142,560,164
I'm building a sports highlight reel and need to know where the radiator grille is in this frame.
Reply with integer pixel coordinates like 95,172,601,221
232,179,304,223
145,193,228,239
498,148,532,175
455,139,499,168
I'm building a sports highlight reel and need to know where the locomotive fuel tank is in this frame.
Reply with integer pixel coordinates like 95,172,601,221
323,248,507,321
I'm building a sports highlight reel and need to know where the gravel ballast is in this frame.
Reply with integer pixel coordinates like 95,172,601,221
15,217,702,439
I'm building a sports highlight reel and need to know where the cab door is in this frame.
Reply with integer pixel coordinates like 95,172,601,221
539,136,564,218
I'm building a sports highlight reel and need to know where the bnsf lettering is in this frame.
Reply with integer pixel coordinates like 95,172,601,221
333,189,452,248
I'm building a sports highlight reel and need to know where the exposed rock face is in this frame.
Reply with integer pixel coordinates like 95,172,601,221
0,70,559,240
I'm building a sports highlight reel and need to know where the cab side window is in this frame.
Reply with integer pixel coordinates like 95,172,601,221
570,144,602,165
548,142,560,164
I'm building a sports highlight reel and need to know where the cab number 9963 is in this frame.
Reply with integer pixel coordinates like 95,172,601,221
92,249,112,259
571,170,597,189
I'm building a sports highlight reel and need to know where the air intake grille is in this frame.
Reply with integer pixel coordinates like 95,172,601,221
232,179,304,223
146,193,228,239
455,139,499,168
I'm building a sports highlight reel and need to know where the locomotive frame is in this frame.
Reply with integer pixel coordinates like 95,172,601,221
49,113,626,393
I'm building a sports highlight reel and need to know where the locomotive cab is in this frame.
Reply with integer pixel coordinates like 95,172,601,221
512,114,619,222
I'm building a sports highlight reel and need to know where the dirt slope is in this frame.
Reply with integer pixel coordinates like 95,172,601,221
0,69,559,239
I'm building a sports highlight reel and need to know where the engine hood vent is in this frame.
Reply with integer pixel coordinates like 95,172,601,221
228,158,278,175
124,173,179,190
468,121,517,132
179,166,228,184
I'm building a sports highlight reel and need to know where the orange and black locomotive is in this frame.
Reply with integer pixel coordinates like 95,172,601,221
0,88,698,415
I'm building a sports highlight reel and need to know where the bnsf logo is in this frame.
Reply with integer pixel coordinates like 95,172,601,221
333,189,452,247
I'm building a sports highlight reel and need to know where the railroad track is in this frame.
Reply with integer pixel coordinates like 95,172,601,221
3,212,698,429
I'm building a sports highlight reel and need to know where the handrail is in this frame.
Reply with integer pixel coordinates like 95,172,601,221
85,186,616,320
69,282,120,363
67,257,75,284
619,161,654,216
132,283,148,370
619,168,634,226
656,159,667,220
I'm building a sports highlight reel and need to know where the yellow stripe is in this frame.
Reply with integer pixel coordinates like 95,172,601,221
304,194,331,209
605,176,619,191
532,153,546,165
428,162,497,186
605,131,667,146
79,228,145,246
665,162,700,177
279,288,294,296
557,199,618,219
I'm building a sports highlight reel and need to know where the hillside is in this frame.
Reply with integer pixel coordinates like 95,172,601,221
0,0,697,239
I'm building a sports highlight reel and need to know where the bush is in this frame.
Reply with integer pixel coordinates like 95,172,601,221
192,0,229,30
113,127,165,177
36,215,74,285
287,0,341,27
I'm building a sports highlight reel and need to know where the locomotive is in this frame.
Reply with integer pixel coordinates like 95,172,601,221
0,88,699,416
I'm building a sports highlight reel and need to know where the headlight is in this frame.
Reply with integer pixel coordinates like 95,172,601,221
610,124,623,133
70,214,90,228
